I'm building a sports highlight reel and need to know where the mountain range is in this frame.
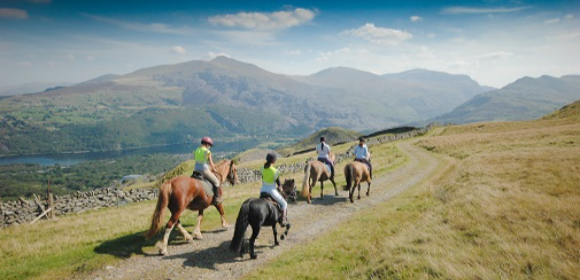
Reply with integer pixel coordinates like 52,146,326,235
0,56,577,156
430,75,580,124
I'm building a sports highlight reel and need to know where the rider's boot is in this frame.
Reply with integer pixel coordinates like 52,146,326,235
279,209,288,226
330,164,335,180
212,184,222,205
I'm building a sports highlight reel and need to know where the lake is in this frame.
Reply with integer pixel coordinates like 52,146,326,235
0,139,260,166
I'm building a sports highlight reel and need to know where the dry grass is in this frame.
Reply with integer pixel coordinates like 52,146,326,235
245,115,580,279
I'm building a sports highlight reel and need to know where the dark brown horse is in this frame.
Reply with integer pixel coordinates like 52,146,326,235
230,179,295,259
344,161,372,203
145,159,238,255
301,152,338,204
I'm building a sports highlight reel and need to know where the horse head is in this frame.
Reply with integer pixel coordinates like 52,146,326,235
227,160,239,186
280,179,297,202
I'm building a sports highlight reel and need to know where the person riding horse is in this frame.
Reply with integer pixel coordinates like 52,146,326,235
353,137,372,179
260,152,288,226
316,136,334,179
194,136,222,205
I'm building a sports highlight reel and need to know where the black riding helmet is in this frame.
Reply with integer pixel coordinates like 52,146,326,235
266,152,277,163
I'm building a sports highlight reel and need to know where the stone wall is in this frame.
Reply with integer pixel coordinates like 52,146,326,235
1,127,429,227
1,187,158,227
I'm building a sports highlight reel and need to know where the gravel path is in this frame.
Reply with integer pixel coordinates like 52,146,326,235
75,139,441,280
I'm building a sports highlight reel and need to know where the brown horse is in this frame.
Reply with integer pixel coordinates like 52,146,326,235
145,159,238,255
301,152,338,204
344,161,372,203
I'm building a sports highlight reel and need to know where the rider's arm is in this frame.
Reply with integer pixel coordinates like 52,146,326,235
208,153,217,171
275,177,281,188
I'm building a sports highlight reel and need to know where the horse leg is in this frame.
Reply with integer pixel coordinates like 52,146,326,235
249,222,261,259
176,223,194,244
159,209,182,255
320,181,324,200
357,181,362,200
349,184,355,203
193,210,204,240
331,177,338,196
366,181,371,196
214,203,230,229
159,224,175,255
272,224,279,246
281,223,291,240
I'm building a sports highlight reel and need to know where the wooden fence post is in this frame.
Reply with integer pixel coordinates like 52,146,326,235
47,178,54,219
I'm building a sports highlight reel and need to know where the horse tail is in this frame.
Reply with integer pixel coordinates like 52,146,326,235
145,181,171,239
301,163,311,198
345,163,354,191
230,200,250,253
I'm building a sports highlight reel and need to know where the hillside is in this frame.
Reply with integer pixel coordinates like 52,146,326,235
430,75,580,124
3,100,578,279
0,57,491,156
276,126,361,156
247,100,580,279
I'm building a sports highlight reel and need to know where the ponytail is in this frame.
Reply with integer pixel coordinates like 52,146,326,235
264,162,271,169
320,143,324,151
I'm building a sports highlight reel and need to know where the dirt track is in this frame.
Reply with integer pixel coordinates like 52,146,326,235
74,139,441,280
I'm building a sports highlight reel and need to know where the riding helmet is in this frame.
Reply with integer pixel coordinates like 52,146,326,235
266,152,277,163
201,136,214,146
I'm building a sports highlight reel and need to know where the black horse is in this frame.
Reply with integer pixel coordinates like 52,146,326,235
230,179,295,259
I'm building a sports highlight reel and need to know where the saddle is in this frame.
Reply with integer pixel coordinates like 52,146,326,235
191,171,215,198
260,192,283,211
354,158,371,171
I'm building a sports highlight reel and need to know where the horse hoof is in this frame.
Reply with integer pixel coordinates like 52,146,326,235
186,238,194,244
275,241,280,246
251,255,258,260
281,235,285,240
159,249,167,256
194,234,203,240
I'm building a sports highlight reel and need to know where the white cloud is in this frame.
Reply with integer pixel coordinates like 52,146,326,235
410,15,422,22
316,48,351,62
18,61,32,67
0,8,28,19
565,14,574,20
84,14,196,36
86,56,95,61
442,6,531,14
341,23,412,46
171,46,186,54
207,52,230,59
208,8,316,30
285,49,303,56
63,54,76,60
477,51,514,61
544,18,561,24
212,30,280,46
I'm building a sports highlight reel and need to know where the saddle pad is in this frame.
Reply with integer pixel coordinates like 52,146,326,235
325,164,331,173
199,179,214,198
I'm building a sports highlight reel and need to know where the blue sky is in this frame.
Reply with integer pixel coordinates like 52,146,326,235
1,0,579,88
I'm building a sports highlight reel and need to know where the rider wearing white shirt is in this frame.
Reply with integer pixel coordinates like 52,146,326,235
353,137,372,179
316,136,334,179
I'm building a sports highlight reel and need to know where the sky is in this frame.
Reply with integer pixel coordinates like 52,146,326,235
0,0,579,88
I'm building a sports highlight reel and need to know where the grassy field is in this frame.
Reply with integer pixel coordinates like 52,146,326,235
244,104,580,279
0,139,403,280
2,101,578,280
